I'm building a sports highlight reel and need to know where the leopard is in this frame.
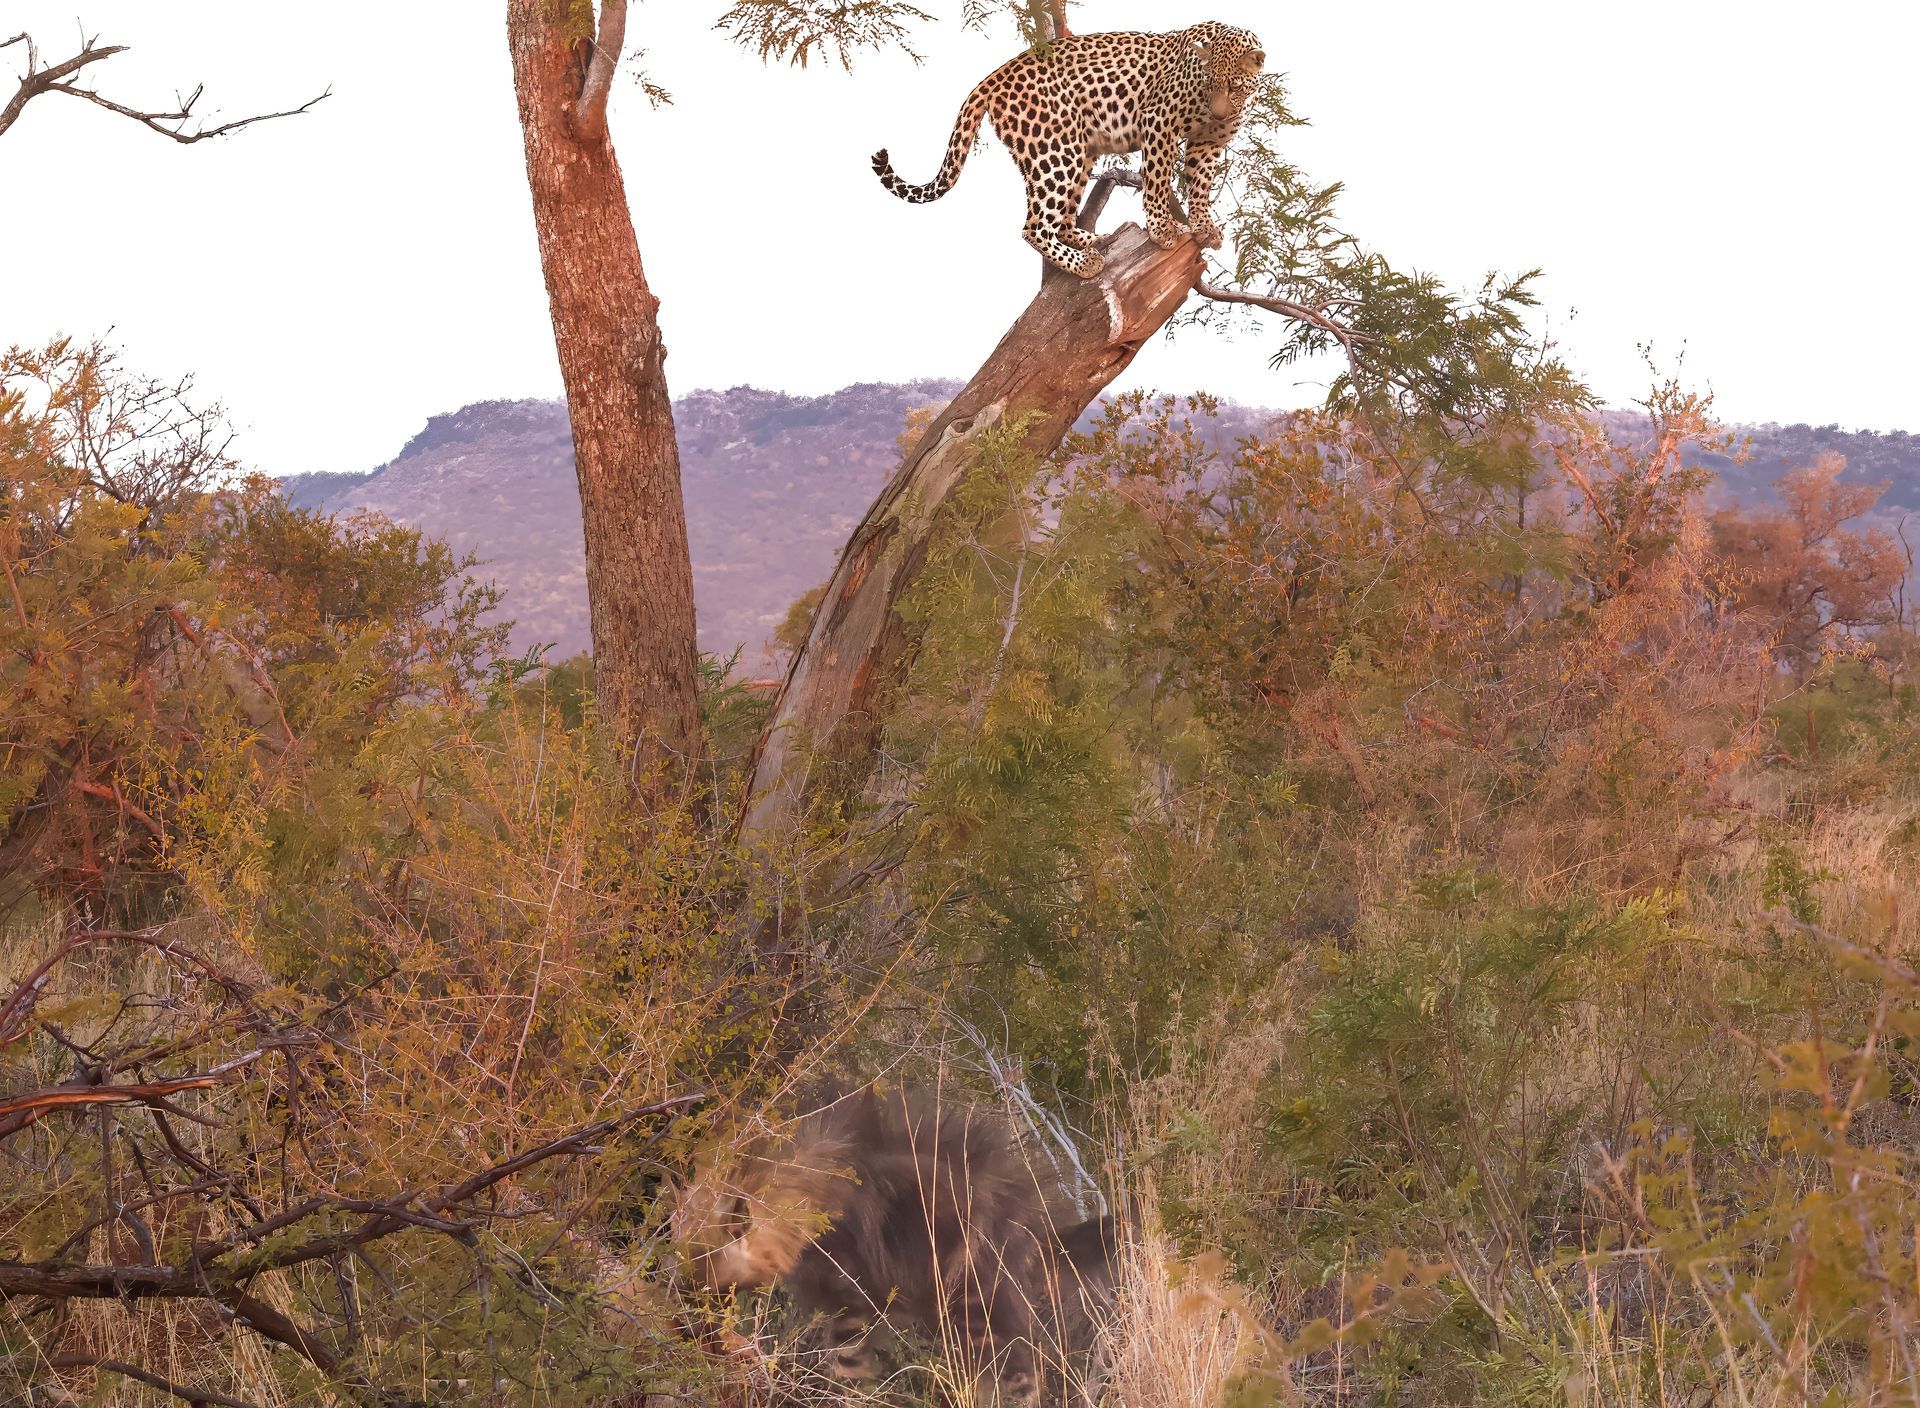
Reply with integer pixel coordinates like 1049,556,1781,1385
872,22,1266,279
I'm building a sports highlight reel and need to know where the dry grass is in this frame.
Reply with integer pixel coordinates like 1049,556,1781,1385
18,761,1920,1407
1537,1251,1891,1408
1076,995,1301,1407
1093,1206,1281,1408
0,912,309,1407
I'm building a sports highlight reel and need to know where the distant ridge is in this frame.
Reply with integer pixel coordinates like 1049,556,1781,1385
287,382,1274,664
290,383,966,663
280,468,376,511
284,385,1920,665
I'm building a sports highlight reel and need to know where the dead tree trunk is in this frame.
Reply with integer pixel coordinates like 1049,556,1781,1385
738,216,1202,840
506,0,702,779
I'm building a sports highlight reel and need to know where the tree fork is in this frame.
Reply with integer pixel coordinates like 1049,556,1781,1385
738,211,1203,841
506,0,702,779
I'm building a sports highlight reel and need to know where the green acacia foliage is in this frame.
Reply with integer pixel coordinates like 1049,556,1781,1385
868,366,1920,1399
720,0,1071,67
881,379,1770,1073
1196,80,1591,431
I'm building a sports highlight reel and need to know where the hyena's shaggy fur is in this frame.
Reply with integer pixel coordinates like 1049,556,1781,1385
671,1087,1115,1403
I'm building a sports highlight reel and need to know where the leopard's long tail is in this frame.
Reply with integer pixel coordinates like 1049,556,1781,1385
871,84,990,204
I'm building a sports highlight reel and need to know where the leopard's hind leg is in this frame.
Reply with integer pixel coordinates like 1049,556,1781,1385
1019,151,1103,279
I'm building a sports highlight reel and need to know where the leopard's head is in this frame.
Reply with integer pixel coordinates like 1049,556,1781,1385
1185,23,1266,119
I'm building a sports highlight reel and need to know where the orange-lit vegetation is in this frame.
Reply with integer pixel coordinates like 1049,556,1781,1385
1,341,781,1403
11,325,1918,1404
9,1,1920,1401
825,380,1919,1403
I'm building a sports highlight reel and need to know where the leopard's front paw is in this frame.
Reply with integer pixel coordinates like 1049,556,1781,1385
1193,220,1224,250
1076,250,1106,278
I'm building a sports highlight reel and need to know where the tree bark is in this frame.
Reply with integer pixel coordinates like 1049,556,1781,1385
737,221,1203,840
506,1,701,777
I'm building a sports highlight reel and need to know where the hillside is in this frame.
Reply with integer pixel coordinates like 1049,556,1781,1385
285,387,1920,666
1695,421,1920,509
291,383,1277,665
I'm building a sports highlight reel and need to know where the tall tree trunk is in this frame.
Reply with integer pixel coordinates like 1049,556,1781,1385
738,219,1202,841
506,1,701,778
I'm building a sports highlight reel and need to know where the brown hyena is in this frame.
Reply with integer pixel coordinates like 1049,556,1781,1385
670,1087,1117,1404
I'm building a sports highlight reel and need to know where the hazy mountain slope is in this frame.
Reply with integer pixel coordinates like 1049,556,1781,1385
329,398,588,658
321,383,979,665
310,383,1277,665
1697,423,1920,509
297,387,1920,667
280,469,375,511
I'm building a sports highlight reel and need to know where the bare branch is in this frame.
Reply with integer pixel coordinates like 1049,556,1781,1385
1076,164,1141,232
1,30,326,143
1194,278,1378,347
47,1355,258,1408
43,78,331,144
50,1179,225,1261
0,1097,706,1385
428,1092,707,1210
0,1261,193,1299
1774,913,1920,990
233,1092,710,1273
0,35,124,137
0,1103,710,1283
570,0,628,140
1550,441,1621,539
0,1040,309,1139
1,924,261,1048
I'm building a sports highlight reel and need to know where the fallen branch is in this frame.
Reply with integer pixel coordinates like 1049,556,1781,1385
0,1095,708,1299
0,1041,306,1138
48,1353,259,1408
738,219,1204,843
0,1069,230,1120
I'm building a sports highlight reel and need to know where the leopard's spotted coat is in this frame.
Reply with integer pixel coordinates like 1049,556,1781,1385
872,23,1266,278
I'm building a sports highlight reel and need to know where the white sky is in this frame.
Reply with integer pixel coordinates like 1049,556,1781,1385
4,1,1915,476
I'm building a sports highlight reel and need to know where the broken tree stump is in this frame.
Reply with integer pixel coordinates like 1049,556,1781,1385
739,219,1203,841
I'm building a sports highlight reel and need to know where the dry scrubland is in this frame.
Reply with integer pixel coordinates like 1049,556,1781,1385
7,339,1920,1406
